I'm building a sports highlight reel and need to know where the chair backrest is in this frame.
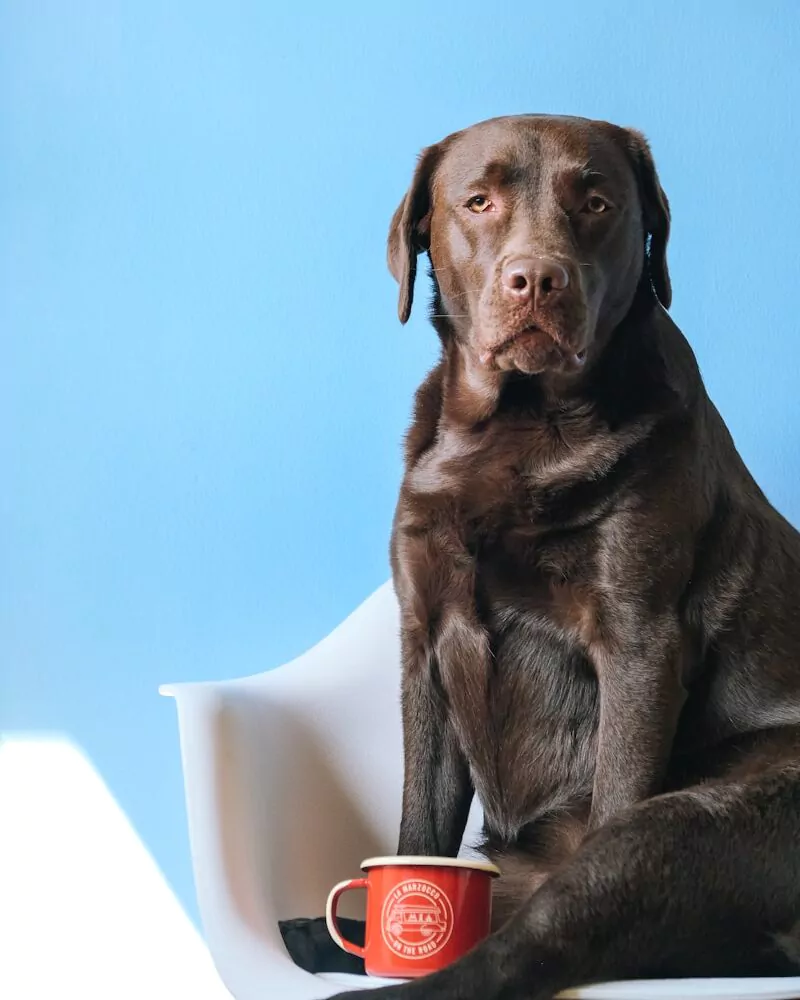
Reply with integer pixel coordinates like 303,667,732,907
243,583,407,921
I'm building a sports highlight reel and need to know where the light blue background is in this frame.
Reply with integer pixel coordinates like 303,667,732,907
3,2,799,924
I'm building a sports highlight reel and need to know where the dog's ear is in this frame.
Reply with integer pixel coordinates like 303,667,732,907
387,144,442,324
625,130,672,309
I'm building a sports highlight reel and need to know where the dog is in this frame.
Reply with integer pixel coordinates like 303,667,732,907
329,115,800,999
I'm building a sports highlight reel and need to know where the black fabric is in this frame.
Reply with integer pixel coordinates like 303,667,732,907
279,916,367,975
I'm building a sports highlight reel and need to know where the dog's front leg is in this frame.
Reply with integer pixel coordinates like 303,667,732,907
393,527,484,857
396,641,474,856
588,610,686,829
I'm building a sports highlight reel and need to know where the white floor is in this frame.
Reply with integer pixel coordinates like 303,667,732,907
0,736,232,1000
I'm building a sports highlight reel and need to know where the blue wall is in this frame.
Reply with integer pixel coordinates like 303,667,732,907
3,2,799,924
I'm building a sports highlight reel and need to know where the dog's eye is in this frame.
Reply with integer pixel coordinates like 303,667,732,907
466,195,492,214
584,195,610,214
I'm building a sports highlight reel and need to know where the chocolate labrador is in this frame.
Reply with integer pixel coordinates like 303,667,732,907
327,115,800,998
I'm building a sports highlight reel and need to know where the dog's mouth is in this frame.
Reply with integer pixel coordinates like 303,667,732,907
480,325,587,374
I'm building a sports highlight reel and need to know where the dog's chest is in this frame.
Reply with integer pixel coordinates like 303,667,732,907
408,416,619,524
407,420,612,641
407,425,609,832
477,575,602,833
407,424,517,508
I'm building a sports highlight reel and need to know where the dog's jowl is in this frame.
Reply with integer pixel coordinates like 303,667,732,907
330,115,800,1000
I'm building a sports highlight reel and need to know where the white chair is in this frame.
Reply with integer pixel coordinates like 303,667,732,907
162,582,800,1000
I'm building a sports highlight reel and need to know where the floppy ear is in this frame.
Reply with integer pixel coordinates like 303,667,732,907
625,130,672,309
387,144,441,324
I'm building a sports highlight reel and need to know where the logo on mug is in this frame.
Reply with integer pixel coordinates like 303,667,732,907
381,879,454,959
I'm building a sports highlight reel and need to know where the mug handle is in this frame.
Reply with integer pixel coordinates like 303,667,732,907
325,877,369,958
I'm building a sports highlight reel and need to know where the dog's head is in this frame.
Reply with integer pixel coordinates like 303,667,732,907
388,115,670,377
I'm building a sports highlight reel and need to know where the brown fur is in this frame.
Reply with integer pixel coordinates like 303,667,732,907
332,115,800,999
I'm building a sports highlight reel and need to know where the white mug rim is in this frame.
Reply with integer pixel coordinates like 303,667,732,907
360,855,500,876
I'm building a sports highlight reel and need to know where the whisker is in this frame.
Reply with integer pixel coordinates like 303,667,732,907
437,286,484,300
429,265,465,276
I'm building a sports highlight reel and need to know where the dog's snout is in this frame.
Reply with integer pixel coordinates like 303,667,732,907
501,257,570,307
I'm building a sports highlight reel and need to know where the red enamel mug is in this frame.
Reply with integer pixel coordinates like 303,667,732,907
325,855,500,979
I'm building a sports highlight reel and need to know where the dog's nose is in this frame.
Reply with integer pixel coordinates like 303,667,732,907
501,257,570,306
